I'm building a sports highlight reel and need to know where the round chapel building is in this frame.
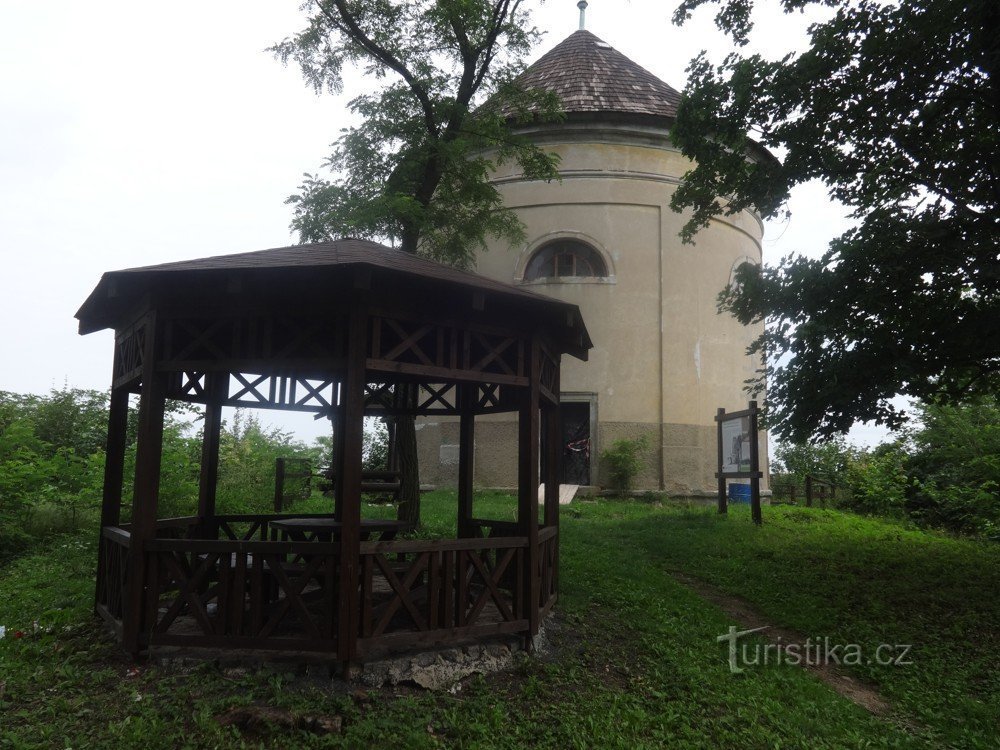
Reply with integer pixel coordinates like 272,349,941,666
418,29,768,495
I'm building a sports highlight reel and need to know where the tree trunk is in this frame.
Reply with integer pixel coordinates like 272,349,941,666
394,412,420,527
394,226,426,527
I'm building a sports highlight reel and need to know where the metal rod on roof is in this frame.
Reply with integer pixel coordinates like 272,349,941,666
577,1,588,31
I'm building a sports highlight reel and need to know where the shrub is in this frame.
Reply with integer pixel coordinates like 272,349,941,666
601,436,649,495
841,443,908,516
903,397,1000,535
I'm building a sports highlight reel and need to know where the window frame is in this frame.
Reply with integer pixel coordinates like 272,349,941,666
517,236,614,286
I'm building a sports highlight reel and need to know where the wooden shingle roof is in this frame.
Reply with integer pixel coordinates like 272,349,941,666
93,238,556,303
513,30,681,123
76,239,592,357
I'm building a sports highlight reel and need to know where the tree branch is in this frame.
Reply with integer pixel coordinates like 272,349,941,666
321,0,439,138
473,1,520,95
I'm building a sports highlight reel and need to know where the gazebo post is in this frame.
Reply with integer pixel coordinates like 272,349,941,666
457,383,476,538
542,407,560,528
123,324,167,654
518,340,541,645
95,378,129,614
337,306,368,670
100,384,130,530
542,358,561,528
543,363,562,601
331,401,345,521
197,372,226,538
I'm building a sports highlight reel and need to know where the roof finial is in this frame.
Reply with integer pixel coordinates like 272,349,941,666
577,1,588,31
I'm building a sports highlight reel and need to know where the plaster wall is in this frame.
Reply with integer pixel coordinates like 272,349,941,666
418,124,769,494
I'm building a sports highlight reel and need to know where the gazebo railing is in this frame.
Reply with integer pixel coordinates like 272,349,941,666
357,535,529,655
96,526,131,631
537,525,558,616
96,514,557,656
143,537,341,651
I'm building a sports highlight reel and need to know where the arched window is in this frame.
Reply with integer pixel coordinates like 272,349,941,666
523,240,609,282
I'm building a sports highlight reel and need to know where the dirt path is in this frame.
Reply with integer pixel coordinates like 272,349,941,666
670,571,893,716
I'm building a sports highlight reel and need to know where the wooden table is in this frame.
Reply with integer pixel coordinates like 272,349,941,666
269,517,412,543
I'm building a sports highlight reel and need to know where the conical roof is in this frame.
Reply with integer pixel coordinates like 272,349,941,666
513,30,681,123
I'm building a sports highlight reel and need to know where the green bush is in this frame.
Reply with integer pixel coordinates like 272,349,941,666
772,437,855,490
841,443,908,516
0,522,34,564
600,436,649,495
903,398,1000,536
774,396,1000,537
214,410,319,514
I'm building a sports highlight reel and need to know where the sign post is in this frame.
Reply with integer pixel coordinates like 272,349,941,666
714,400,764,524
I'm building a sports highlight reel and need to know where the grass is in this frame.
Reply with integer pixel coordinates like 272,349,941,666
0,495,996,748
631,502,1000,748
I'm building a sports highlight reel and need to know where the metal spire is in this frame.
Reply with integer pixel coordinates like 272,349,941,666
577,1,588,31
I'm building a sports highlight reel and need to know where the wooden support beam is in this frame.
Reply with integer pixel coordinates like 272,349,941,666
338,306,368,665
542,361,561,529
543,362,561,606
124,317,166,655
518,339,541,643
543,407,561,529
100,385,130,529
197,372,226,535
457,384,475,538
96,379,129,615
331,403,345,521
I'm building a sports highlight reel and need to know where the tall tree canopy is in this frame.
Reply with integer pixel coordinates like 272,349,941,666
670,0,999,441
273,1,559,524
272,0,560,267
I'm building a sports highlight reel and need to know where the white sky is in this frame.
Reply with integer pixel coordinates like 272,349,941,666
0,0,889,447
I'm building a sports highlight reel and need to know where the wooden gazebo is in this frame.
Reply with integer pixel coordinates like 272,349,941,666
77,240,591,668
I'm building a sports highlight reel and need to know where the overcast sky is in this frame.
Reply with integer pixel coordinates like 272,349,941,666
1,1,888,446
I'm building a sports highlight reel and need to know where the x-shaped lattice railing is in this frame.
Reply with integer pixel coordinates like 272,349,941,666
477,383,502,410
381,319,436,366
464,548,516,624
155,551,221,635
470,333,516,375
418,384,456,412
171,319,229,361
257,555,327,640
371,552,430,635
177,371,207,399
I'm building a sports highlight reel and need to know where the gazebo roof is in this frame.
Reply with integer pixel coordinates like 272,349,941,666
76,239,592,358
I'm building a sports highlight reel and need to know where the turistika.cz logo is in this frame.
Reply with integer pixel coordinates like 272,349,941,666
717,626,913,674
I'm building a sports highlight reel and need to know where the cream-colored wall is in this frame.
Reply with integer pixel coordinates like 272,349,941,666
421,123,768,494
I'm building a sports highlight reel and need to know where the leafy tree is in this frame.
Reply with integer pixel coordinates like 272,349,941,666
215,410,316,515
904,396,1000,535
0,389,110,524
670,0,1000,441
0,419,51,516
273,0,561,524
841,441,909,516
362,418,390,473
0,388,109,459
772,436,856,484
31,388,109,458
271,0,560,262
0,390,115,554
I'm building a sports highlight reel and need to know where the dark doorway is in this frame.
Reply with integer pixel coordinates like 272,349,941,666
560,401,591,485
